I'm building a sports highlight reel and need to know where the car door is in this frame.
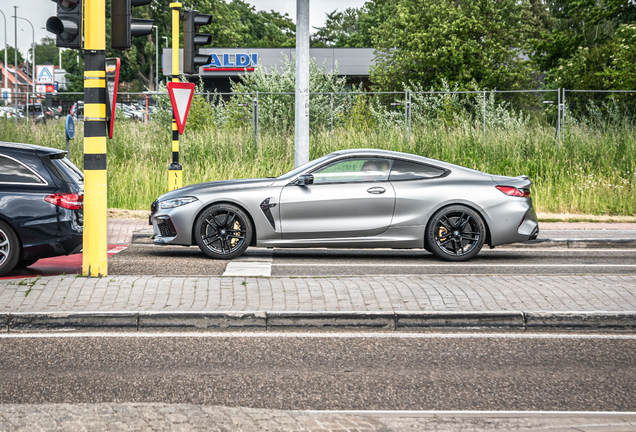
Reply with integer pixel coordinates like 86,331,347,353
279,157,396,239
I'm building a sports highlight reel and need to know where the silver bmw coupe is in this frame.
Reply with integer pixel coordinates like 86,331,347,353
150,149,538,262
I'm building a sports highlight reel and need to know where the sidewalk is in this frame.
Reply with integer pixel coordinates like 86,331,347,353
0,219,634,331
1,404,635,431
1,274,635,331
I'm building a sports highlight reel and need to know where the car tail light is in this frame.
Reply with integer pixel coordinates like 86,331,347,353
45,193,84,210
496,186,531,197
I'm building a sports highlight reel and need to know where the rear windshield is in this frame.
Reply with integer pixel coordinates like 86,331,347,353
46,156,84,183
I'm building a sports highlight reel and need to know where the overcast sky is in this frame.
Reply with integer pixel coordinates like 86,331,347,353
1,0,366,65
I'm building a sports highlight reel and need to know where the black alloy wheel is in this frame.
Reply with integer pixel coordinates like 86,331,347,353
0,220,20,277
426,205,485,261
194,204,253,260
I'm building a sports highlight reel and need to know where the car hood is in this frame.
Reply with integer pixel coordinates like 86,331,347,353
157,178,277,202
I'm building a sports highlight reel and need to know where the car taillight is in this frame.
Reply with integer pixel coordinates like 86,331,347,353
45,193,84,210
496,186,531,197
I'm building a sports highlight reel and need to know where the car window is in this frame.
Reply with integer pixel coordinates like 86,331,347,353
389,159,447,181
50,157,84,183
311,157,393,184
0,155,46,184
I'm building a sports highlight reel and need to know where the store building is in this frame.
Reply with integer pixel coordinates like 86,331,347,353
162,47,375,93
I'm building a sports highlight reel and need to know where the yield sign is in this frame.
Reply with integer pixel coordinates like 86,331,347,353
105,57,121,140
167,82,195,134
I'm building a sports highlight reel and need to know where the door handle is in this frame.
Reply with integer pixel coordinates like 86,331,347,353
367,187,386,194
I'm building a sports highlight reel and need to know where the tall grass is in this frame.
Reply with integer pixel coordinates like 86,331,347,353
1,116,634,215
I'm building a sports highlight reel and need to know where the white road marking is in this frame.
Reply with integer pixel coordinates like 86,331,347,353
2,332,636,340
223,254,273,276
305,410,636,417
273,263,636,267
107,246,128,254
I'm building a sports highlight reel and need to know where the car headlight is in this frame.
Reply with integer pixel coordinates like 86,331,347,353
160,196,198,209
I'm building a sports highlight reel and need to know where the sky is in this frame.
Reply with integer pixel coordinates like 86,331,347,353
0,0,366,65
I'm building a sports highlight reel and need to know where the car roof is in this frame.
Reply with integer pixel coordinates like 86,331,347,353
0,141,66,156
328,148,487,176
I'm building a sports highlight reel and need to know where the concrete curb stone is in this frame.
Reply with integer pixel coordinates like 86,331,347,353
267,311,396,329
525,311,636,329
3,310,636,331
396,311,525,328
138,311,267,329
8,312,138,331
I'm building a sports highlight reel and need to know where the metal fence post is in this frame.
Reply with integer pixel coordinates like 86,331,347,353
557,88,561,149
253,91,259,150
404,90,408,145
562,88,566,141
330,92,333,153
483,91,486,146
407,90,412,149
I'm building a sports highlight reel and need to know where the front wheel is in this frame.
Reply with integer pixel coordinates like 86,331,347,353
0,221,20,277
194,204,253,260
426,205,485,262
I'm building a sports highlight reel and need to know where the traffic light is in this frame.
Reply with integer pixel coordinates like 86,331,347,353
46,0,82,48
183,10,212,75
111,0,154,50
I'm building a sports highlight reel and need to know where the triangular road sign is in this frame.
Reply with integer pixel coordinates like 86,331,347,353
105,57,121,140
167,82,196,134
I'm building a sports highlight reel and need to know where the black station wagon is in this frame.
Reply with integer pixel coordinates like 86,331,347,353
0,142,83,276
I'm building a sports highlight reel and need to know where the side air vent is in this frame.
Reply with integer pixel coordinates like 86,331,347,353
260,198,277,230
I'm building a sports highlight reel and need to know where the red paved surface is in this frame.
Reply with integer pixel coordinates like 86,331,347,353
1,246,127,280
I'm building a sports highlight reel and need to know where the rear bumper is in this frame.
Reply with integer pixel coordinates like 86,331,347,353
22,232,83,260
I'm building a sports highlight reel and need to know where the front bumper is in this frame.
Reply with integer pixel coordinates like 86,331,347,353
150,199,203,246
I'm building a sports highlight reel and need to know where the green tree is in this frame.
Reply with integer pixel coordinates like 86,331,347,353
367,0,537,91
311,8,370,47
0,46,25,66
34,37,60,67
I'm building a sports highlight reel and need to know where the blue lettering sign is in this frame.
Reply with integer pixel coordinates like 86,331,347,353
208,53,222,68
235,53,250,67
223,53,234,67
203,53,258,69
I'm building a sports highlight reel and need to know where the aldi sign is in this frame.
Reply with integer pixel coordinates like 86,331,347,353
203,53,258,72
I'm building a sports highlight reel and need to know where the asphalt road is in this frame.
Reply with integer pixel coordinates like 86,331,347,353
1,333,635,411
108,244,636,276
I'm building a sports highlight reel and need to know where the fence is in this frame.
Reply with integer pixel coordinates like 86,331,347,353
2,88,634,148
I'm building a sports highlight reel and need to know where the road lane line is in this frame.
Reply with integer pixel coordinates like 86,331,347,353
223,253,273,277
304,410,636,417
272,263,636,267
2,332,636,339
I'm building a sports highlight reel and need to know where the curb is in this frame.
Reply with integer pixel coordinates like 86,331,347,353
3,311,636,332
132,230,636,249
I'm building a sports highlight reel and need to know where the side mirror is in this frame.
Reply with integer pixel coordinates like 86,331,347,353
295,174,314,186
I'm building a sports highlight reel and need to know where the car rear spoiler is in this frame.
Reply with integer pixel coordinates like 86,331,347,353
491,174,532,189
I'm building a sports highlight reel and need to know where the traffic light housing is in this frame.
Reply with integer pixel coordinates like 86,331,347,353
46,0,82,48
183,10,212,75
111,0,154,50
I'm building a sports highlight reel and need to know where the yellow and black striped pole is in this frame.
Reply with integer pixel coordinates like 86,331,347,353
82,0,108,276
169,2,183,191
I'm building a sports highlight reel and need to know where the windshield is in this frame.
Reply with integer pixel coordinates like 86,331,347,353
277,154,334,180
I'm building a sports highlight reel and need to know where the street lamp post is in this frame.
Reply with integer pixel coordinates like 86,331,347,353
0,9,7,90
162,36,168,85
15,16,34,96
13,6,17,117
153,25,158,92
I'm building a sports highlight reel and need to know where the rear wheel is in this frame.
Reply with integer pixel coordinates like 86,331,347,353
0,221,20,277
194,204,252,260
426,205,485,261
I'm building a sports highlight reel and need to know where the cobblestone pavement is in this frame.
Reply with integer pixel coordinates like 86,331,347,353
108,220,148,245
1,275,635,313
1,404,635,431
0,404,389,432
